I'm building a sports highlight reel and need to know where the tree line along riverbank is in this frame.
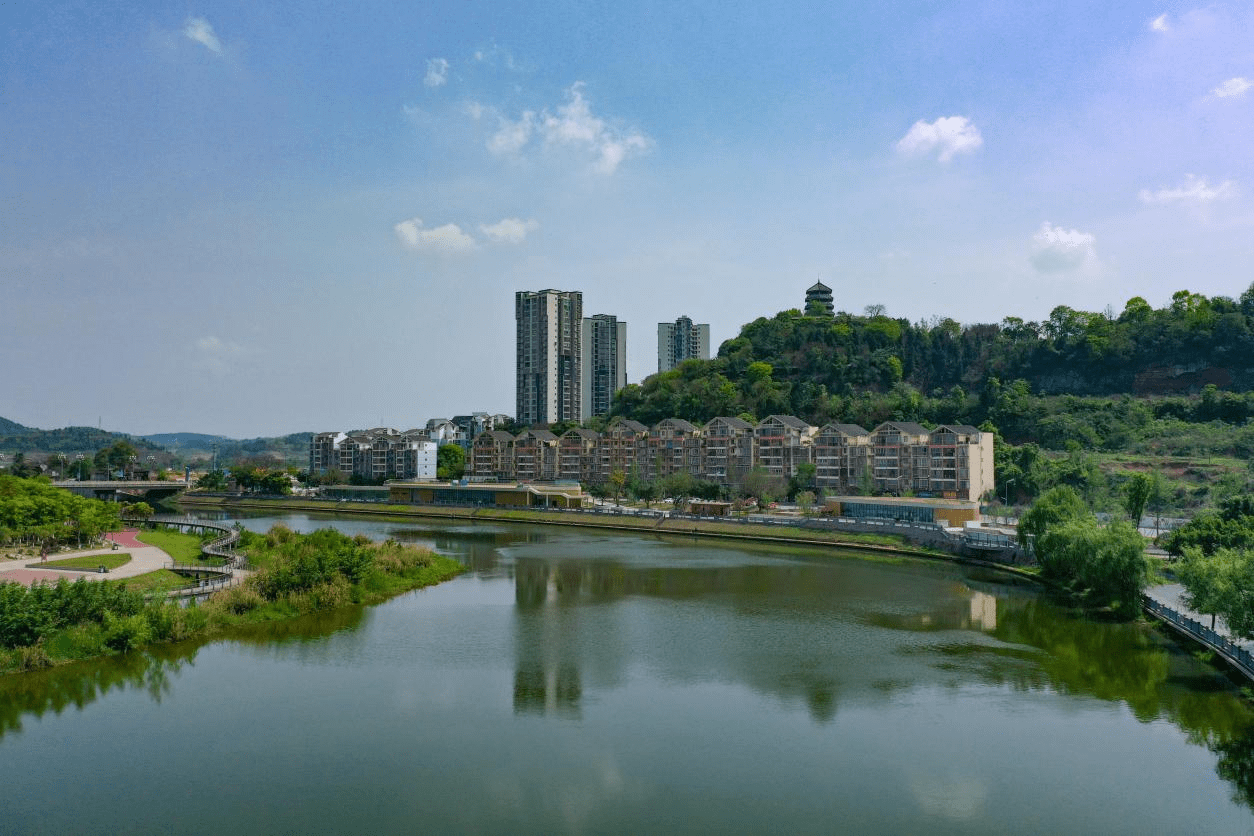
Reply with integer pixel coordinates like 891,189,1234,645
0,525,463,676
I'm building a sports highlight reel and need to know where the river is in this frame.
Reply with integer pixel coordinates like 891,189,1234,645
2,510,1253,834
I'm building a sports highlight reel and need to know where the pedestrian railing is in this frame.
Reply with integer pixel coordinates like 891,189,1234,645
1142,595,1254,681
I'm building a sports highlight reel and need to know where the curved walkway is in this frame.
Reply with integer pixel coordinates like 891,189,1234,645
0,529,173,587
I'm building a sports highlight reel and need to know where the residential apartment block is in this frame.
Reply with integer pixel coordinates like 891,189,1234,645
517,289,582,425
466,416,994,502
581,314,627,421
657,315,710,373
309,428,437,481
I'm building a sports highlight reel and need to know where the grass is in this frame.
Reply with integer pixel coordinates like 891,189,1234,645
38,553,132,571
110,569,196,594
136,528,224,565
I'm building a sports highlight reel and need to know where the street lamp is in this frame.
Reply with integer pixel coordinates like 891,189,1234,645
1003,478,1016,508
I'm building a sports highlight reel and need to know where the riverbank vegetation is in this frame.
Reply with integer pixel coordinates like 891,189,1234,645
1169,498,1254,638
0,475,120,554
0,526,463,676
1018,486,1151,617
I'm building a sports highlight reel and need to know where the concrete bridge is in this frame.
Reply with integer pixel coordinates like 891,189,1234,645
55,480,189,504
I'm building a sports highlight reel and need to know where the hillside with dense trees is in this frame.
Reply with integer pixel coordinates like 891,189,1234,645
611,285,1254,431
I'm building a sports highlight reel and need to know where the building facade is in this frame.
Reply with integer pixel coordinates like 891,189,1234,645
464,416,994,501
657,315,710,373
308,428,436,482
581,314,627,421
516,289,582,426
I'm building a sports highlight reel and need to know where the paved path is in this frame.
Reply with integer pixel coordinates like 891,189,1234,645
0,529,172,587
1145,583,1254,652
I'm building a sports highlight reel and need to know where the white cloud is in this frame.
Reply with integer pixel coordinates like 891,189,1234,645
480,218,539,244
394,218,476,253
485,83,652,174
895,116,983,163
488,111,536,156
424,58,449,88
1149,13,1170,32
1212,77,1252,98
1139,174,1237,204
183,17,222,54
1029,222,1097,272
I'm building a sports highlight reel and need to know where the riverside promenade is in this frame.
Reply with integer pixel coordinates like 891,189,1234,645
0,529,172,587
1143,583,1254,681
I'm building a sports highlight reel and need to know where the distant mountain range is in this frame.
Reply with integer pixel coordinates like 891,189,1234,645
0,418,311,467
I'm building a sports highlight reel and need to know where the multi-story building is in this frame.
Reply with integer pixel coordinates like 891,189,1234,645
657,315,710,373
753,415,817,479
558,428,600,482
517,289,582,426
644,418,702,482
813,423,871,491
513,429,559,482
869,422,931,496
598,418,648,482
581,314,627,421
470,430,516,481
459,416,994,500
701,416,755,485
308,428,436,481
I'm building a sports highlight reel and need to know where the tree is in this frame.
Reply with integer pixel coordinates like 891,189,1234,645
1018,486,1087,554
608,470,627,505
196,470,228,491
437,444,466,480
796,490,816,516
1123,472,1153,525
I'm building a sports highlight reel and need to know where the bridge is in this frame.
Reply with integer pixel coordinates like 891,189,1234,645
55,480,189,504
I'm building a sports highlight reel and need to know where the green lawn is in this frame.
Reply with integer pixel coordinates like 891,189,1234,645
136,528,223,565
39,553,132,571
109,569,196,594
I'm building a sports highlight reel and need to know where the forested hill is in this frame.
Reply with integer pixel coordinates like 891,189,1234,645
0,417,30,435
610,286,1254,431
0,425,165,457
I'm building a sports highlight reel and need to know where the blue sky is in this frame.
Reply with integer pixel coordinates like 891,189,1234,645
3,1,1252,437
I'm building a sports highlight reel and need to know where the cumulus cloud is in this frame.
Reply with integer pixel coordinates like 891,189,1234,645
895,116,983,162
485,83,652,174
394,218,476,252
1213,77,1252,98
540,83,652,174
424,58,449,88
480,218,539,244
1149,13,1170,32
1029,222,1097,273
488,111,536,156
1139,174,1237,205
183,17,222,54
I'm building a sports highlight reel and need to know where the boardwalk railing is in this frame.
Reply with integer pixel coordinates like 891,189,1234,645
121,514,248,597
1142,595,1254,682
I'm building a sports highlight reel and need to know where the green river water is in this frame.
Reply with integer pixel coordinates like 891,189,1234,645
2,510,1254,834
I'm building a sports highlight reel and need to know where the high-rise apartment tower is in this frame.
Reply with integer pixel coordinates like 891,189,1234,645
516,289,582,426
657,315,710,373
581,314,627,421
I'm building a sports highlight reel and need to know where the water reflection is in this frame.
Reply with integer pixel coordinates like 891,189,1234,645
0,644,196,739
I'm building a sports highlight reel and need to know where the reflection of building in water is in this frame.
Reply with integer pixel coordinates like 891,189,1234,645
513,561,590,718
968,591,997,630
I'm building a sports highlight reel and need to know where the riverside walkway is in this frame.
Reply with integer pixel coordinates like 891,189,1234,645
1143,584,1254,682
0,529,173,587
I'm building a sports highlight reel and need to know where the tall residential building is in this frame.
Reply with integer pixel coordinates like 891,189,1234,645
516,289,582,426
657,315,710,373
581,314,627,421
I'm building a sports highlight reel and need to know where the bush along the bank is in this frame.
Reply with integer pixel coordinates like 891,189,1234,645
0,526,464,675
1019,486,1150,618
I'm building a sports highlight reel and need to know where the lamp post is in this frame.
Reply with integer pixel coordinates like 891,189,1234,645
1003,478,1016,508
